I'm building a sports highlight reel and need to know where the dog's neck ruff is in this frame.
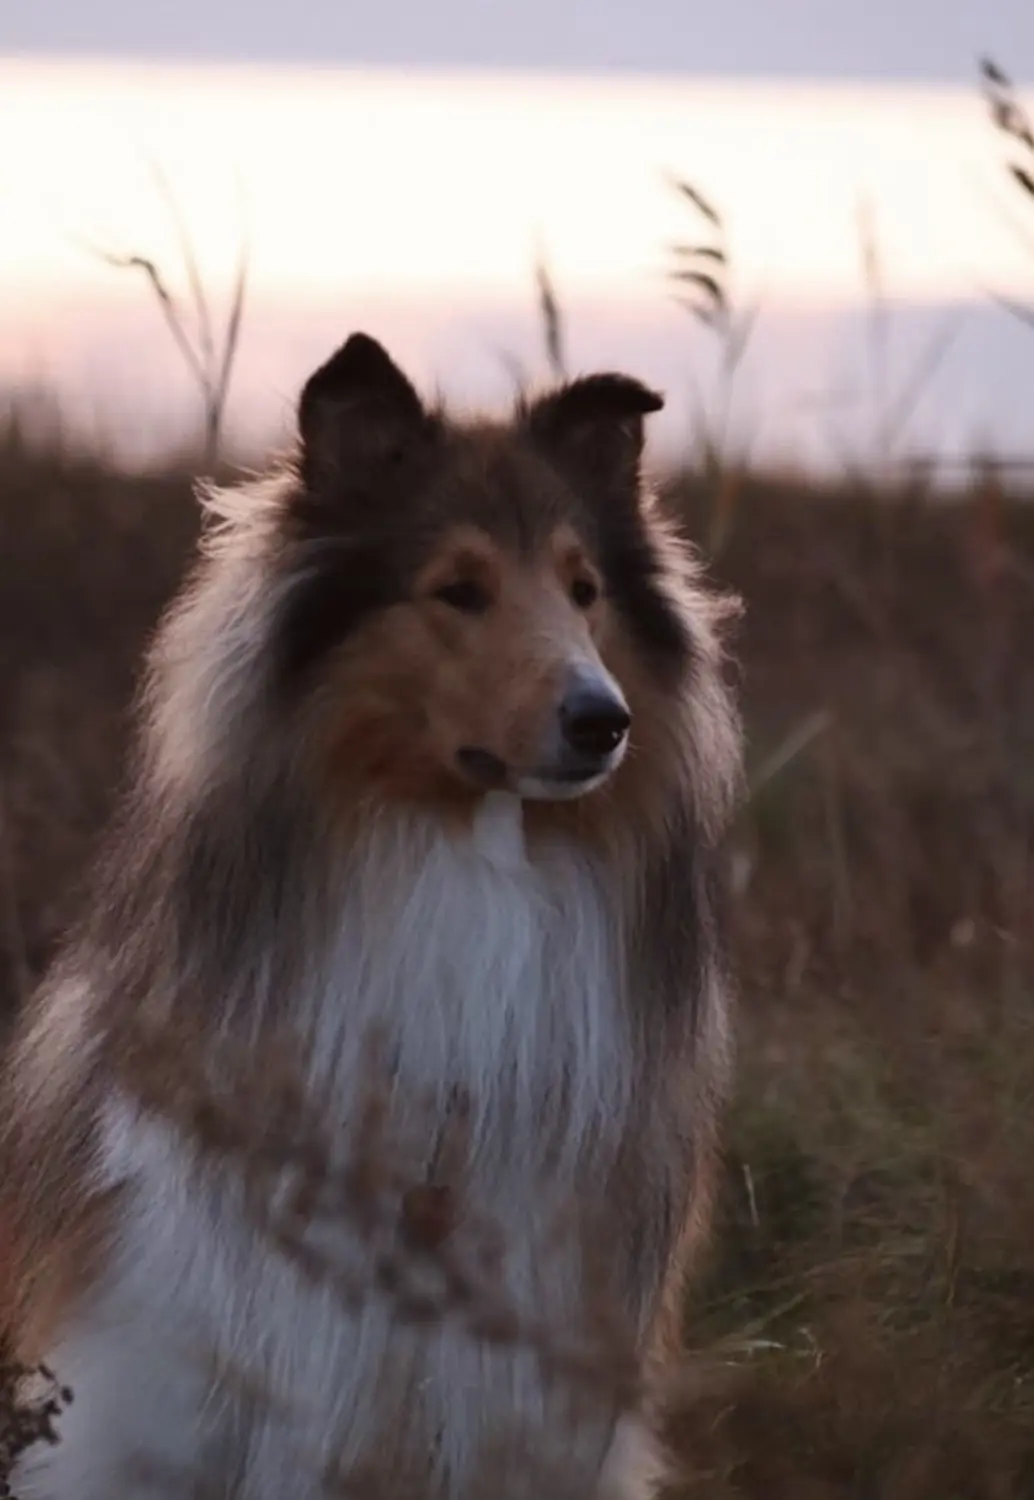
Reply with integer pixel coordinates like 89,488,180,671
470,790,527,869
289,798,631,1183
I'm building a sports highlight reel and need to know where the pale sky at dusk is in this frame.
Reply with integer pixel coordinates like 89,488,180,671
3,0,1031,82
0,3,1031,471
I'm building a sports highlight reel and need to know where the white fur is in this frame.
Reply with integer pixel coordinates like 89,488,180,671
597,1413,668,1500
17,802,651,1500
515,768,615,802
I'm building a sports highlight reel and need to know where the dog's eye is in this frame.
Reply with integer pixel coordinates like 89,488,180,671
570,578,599,609
433,580,491,614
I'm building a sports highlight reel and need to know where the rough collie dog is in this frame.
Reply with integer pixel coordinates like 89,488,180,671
0,334,742,1499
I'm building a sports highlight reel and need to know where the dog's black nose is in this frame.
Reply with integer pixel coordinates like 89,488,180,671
559,686,631,759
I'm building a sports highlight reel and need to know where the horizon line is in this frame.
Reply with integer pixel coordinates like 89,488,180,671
3,52,1029,96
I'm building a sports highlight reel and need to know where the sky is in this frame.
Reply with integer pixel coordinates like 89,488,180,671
0,4,1031,473
3,0,1031,82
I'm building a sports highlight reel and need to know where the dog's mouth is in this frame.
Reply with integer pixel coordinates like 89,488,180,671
455,745,622,802
455,747,510,790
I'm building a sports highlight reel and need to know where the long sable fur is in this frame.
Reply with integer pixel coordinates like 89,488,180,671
0,333,743,1500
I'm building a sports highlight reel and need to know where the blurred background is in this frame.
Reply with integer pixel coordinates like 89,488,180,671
1,1,1032,472
1,4,1033,1496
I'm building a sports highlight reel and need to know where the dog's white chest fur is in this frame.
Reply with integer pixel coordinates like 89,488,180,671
305,799,631,1171
471,788,528,866
19,802,642,1500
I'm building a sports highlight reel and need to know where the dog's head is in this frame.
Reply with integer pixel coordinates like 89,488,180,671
269,333,695,809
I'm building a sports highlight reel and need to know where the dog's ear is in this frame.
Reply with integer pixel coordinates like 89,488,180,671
524,373,664,498
297,333,430,491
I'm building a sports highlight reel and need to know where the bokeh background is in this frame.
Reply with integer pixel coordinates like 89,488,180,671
1,4,1033,1495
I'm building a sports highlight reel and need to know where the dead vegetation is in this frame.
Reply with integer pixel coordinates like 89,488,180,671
661,462,1034,1497
982,56,1034,331
73,161,250,476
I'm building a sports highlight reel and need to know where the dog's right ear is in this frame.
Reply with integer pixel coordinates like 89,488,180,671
297,333,430,491
524,372,663,506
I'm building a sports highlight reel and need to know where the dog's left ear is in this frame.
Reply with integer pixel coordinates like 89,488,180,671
297,332,430,492
524,373,664,498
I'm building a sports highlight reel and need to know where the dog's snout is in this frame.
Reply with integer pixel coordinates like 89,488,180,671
559,683,631,759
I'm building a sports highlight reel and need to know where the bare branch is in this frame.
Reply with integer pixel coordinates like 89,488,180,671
492,346,530,399
533,247,566,383
669,176,722,228
215,244,249,417
982,56,1034,153
74,237,209,392
882,307,968,452
73,162,251,472
147,157,217,383
980,55,1010,89
989,289,1034,329
724,300,762,380
1011,164,1034,200
670,243,727,265
669,268,726,310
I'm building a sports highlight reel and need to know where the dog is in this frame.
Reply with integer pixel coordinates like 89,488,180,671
0,333,742,1498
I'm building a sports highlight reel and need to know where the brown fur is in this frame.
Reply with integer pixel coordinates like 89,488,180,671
0,334,743,1499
